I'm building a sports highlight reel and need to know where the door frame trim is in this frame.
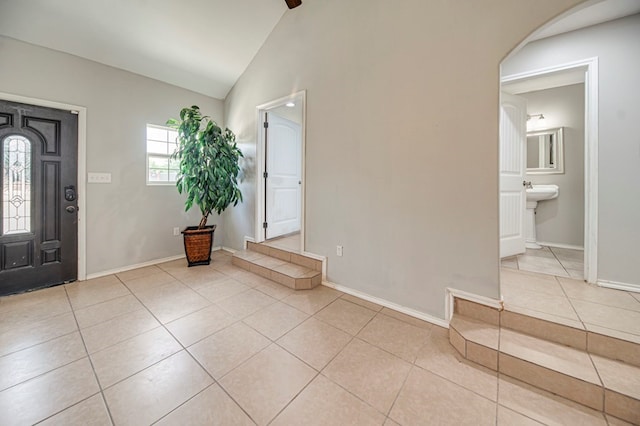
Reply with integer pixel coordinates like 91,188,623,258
501,57,599,284
254,90,306,253
0,92,87,281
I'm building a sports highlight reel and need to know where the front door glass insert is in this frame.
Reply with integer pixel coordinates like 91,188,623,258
2,135,32,235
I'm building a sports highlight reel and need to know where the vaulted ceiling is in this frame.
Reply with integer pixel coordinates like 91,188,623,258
1,0,638,100
0,0,287,99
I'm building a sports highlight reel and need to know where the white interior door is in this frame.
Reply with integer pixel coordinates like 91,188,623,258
499,92,527,258
265,112,302,239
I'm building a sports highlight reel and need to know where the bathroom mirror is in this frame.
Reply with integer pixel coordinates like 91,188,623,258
526,127,564,174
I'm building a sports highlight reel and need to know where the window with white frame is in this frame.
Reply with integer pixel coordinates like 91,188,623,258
146,124,179,184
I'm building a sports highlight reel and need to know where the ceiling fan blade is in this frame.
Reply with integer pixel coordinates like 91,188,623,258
285,0,302,9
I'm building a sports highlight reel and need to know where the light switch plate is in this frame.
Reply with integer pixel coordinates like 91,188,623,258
88,172,111,183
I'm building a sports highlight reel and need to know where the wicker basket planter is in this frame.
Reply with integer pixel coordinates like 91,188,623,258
182,225,216,266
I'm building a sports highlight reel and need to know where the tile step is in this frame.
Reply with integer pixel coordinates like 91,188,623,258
232,250,321,291
450,312,640,424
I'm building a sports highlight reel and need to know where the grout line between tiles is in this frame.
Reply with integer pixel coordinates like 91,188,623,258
118,271,262,425
62,285,116,426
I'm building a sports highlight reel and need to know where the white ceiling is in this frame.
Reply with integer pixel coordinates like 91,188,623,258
1,0,638,100
0,0,287,99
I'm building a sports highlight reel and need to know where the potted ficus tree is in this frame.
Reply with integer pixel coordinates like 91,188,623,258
167,106,243,266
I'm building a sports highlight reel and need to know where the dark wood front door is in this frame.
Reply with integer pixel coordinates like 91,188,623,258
0,100,78,295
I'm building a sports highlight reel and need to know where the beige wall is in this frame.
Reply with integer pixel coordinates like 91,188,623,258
503,14,640,288
224,0,585,319
523,84,585,248
0,36,224,276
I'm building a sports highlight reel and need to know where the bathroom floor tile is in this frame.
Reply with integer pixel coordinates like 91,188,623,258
525,247,556,259
550,247,584,262
559,277,640,311
500,268,565,297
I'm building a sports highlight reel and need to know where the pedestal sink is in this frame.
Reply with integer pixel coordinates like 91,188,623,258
525,184,559,249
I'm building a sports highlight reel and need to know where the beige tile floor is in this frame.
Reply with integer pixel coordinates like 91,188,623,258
0,250,634,425
501,267,640,341
502,246,584,279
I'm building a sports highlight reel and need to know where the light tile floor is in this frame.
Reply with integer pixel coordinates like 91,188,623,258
0,250,635,425
501,267,640,342
501,246,584,279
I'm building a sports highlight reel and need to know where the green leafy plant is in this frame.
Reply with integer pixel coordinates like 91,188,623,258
167,106,243,229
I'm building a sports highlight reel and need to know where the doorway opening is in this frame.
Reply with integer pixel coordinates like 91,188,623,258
499,59,598,284
254,91,306,254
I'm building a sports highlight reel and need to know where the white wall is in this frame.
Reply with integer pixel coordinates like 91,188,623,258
503,14,640,287
224,0,585,319
523,84,585,248
0,36,224,276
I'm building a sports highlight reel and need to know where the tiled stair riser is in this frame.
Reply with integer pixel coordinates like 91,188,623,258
246,242,322,271
449,298,640,424
232,243,322,290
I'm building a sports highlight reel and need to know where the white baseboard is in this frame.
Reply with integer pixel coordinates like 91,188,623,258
445,287,503,322
85,247,224,280
537,241,584,251
243,236,255,250
597,279,640,293
221,246,237,254
321,280,449,328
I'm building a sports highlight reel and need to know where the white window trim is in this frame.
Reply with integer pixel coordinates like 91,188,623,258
146,124,178,186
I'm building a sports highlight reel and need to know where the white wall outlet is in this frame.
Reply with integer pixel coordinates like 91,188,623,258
336,245,343,257
87,172,112,183
173,227,181,236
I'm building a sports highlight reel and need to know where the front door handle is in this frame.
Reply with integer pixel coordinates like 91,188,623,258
65,206,76,213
